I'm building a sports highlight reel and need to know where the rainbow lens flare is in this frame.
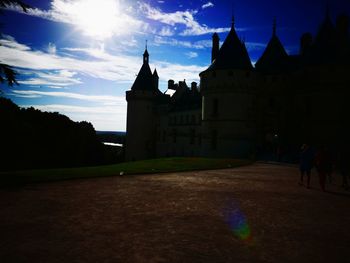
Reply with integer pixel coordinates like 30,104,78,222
226,208,252,243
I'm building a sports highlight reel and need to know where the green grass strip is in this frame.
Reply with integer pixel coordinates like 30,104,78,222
0,157,252,185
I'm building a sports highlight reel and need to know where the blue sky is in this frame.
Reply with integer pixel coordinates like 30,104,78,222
1,0,349,131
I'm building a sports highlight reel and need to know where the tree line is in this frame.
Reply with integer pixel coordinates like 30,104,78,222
0,98,121,171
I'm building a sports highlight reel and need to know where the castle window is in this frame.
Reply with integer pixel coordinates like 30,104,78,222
269,97,276,109
305,96,312,116
212,98,219,116
173,129,177,143
211,130,218,150
191,115,196,124
162,131,166,142
190,129,195,145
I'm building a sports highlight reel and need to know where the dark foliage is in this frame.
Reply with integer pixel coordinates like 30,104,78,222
0,98,121,171
0,63,18,86
0,0,31,88
0,0,30,12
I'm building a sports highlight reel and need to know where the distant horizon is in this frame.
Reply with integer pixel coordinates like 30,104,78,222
1,0,349,131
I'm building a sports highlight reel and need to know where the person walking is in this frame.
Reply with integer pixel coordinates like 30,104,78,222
299,144,314,189
315,146,332,192
338,146,349,190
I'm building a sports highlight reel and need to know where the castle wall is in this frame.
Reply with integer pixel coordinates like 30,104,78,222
125,90,156,161
156,109,202,157
199,69,258,157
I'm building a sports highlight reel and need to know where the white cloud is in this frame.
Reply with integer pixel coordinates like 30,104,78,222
0,35,203,85
158,26,175,36
202,2,214,9
6,0,143,39
139,3,231,36
245,42,267,51
20,104,127,131
11,90,125,104
154,61,205,84
0,35,30,51
47,42,56,54
186,51,198,58
20,104,124,114
18,70,82,87
153,36,211,49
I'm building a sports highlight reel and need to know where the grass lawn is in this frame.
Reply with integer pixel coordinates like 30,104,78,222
0,157,252,185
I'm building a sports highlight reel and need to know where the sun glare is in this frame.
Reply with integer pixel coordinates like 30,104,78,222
61,0,129,39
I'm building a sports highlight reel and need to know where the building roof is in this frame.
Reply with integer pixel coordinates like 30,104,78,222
170,81,201,112
302,10,339,65
255,21,290,73
202,19,252,73
131,49,156,91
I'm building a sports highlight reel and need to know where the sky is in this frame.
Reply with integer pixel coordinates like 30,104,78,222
0,0,349,131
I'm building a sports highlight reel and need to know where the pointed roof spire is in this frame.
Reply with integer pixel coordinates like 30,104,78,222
231,3,235,29
143,40,149,64
255,18,289,73
202,16,252,72
132,47,153,91
153,68,158,78
326,1,330,19
272,17,277,36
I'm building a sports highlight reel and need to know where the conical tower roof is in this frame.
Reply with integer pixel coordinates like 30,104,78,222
131,48,155,91
203,18,252,72
255,19,289,73
303,6,338,64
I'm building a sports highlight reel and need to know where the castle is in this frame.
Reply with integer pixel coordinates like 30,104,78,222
125,10,350,161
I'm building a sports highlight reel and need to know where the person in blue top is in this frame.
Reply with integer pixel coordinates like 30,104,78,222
299,144,315,189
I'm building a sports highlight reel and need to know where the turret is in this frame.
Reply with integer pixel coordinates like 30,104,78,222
125,46,158,161
143,46,149,64
300,33,313,55
336,14,349,39
153,68,159,91
255,18,289,73
211,33,220,62
191,82,198,92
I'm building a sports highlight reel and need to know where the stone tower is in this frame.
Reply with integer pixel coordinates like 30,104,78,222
199,17,256,157
125,47,160,161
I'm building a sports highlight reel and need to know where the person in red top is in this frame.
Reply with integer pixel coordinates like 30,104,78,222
315,146,332,192
299,144,315,189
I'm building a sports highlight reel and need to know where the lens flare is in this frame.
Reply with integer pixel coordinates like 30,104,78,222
225,207,253,243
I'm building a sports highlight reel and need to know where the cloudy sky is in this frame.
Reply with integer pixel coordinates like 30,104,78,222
1,0,349,131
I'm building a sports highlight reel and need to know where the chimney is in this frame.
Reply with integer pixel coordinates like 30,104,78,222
168,79,176,90
336,14,349,38
300,33,313,55
211,33,220,63
191,82,197,91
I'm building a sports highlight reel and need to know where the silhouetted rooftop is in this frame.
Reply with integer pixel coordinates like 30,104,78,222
131,49,157,91
255,22,290,73
201,20,252,74
170,81,201,112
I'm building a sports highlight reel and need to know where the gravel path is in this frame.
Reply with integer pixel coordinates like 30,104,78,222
0,163,349,263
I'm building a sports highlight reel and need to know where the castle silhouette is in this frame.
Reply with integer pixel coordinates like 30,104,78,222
125,9,350,161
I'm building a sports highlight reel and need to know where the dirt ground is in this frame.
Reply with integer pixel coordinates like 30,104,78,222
0,163,349,263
